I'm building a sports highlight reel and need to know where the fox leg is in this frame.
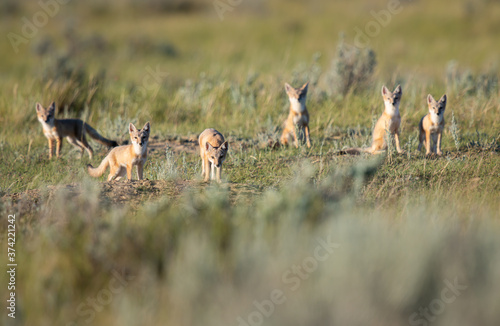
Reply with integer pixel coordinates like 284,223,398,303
418,131,425,152
425,130,432,155
215,166,222,183
436,132,443,155
137,163,144,180
115,167,126,181
280,130,290,146
394,130,403,153
210,162,215,181
431,134,438,154
126,164,133,181
108,166,119,181
292,127,299,148
201,151,206,177
48,138,54,159
55,137,63,158
108,166,125,181
67,137,85,158
304,124,311,148
203,156,210,182
78,135,93,160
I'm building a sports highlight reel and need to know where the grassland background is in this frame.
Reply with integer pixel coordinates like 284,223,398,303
0,0,499,325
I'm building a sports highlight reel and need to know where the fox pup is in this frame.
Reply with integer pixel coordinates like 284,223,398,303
280,82,311,148
369,85,404,154
418,94,447,156
36,102,118,159
199,128,228,183
340,85,403,155
87,122,150,181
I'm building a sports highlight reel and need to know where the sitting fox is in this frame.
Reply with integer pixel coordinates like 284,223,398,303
418,94,447,156
342,85,403,154
199,128,228,183
280,82,311,148
36,102,118,159
87,122,150,181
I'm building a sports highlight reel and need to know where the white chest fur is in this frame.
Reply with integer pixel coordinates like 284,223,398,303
290,98,306,113
430,112,441,125
384,101,400,118
132,142,148,164
39,120,59,139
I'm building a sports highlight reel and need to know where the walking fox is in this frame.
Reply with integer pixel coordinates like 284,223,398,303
36,102,118,159
342,85,403,154
418,94,447,156
280,82,311,148
87,122,150,181
199,128,228,183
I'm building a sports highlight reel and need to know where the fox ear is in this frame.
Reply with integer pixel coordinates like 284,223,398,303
221,141,228,151
206,142,213,151
300,82,309,93
129,123,137,133
394,84,402,94
427,94,436,105
49,102,56,112
439,94,447,105
285,83,293,93
36,103,43,112
142,121,150,132
381,85,389,96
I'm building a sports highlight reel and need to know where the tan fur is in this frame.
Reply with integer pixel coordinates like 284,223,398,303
199,128,228,183
341,85,403,155
280,82,311,148
418,94,447,156
36,102,118,159
87,122,150,181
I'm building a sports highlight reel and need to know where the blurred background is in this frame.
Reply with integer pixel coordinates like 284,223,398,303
1,0,499,138
2,0,500,77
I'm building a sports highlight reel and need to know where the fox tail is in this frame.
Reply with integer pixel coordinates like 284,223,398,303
84,124,119,148
87,156,110,178
336,146,377,155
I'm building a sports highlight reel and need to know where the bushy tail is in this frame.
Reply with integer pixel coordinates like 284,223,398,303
336,145,386,155
336,147,372,155
87,157,110,178
84,124,119,147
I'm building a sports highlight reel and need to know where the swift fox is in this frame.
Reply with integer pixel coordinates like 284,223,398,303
36,102,118,159
341,85,403,154
280,82,311,148
199,128,228,183
418,94,447,155
87,122,150,181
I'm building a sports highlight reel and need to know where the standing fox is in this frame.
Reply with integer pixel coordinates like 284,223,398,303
199,128,228,183
87,122,150,181
280,82,311,148
36,102,118,159
342,85,403,154
418,94,447,156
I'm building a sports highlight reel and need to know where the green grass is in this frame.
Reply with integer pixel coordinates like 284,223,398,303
0,0,500,325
